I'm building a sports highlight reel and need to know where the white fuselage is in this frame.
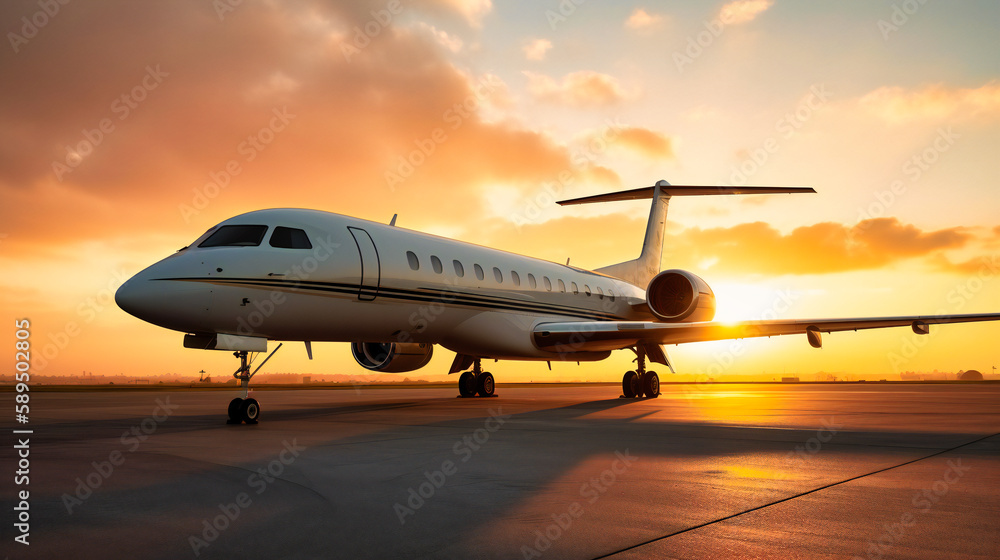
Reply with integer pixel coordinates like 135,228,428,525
116,208,651,361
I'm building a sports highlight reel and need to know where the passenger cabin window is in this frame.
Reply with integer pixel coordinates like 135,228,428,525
596,286,604,299
511,271,520,287
608,290,615,302
571,282,579,294
269,226,312,249
493,267,503,283
453,260,465,277
474,264,485,281
199,225,268,247
543,276,552,291
557,279,566,292
584,284,592,296
431,255,443,274
527,274,537,289
406,251,420,271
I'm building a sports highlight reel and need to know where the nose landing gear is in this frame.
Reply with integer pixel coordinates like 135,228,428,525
226,343,282,424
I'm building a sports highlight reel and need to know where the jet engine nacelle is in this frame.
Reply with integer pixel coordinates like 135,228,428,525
646,269,716,322
351,342,434,373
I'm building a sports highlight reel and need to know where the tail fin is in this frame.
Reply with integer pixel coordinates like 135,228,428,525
557,180,815,287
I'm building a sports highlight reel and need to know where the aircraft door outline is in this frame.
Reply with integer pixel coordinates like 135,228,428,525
348,227,380,301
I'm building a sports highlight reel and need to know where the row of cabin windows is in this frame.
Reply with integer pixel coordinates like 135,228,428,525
405,251,616,302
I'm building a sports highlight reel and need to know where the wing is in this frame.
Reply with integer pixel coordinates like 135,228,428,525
533,313,1000,353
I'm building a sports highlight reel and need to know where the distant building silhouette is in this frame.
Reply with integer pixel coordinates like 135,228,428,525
958,370,984,381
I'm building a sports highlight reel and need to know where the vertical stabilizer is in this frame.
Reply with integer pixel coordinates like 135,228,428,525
556,181,815,288
593,181,671,286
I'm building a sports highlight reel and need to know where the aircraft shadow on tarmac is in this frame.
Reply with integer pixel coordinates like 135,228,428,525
7,392,995,559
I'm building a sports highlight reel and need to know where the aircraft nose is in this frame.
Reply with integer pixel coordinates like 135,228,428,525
115,272,156,320
116,268,212,332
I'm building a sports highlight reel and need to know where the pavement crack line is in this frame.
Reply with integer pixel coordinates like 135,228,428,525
590,431,1000,559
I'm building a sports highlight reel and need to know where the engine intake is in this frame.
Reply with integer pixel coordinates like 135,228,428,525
646,269,716,322
351,342,433,373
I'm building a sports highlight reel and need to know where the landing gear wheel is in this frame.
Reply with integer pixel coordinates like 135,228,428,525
477,372,495,397
227,398,244,423
642,371,660,398
240,398,260,424
622,371,639,398
458,371,478,397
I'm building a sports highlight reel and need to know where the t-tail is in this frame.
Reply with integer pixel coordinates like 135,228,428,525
557,180,816,287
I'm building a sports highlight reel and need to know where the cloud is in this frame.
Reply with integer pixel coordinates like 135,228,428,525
523,70,630,107
625,8,663,32
481,215,973,278
718,0,774,25
0,0,606,257
411,22,464,52
614,127,674,159
932,225,1000,274
859,82,1000,123
668,218,970,275
932,253,1000,276
405,0,491,27
522,38,552,61
436,0,492,27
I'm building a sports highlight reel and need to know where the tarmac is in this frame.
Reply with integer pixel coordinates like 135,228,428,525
2,383,998,559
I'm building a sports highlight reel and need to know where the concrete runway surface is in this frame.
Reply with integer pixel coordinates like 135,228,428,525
2,383,998,559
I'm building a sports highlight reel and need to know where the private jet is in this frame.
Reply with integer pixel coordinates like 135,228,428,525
115,181,1000,423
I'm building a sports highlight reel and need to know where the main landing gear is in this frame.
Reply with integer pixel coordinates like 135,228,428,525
457,358,496,398
226,343,282,425
622,346,660,399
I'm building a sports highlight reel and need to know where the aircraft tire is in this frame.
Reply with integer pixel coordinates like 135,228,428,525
622,371,639,398
642,371,659,398
241,398,260,424
458,371,477,397
477,372,495,397
228,398,244,422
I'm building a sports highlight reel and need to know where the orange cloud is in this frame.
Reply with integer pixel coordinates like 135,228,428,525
0,1,601,258
719,0,774,25
435,0,492,27
625,8,663,32
668,218,970,276
523,71,630,107
522,38,552,61
932,254,1000,276
859,82,1000,123
932,226,1000,274
411,22,464,52
482,216,972,278
615,127,674,159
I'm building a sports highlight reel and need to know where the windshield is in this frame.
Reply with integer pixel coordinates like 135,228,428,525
198,225,269,247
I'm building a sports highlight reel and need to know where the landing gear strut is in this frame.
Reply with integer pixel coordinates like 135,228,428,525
622,346,659,399
226,343,282,424
458,358,495,398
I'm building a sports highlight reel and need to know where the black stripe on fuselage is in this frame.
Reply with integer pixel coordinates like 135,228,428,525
156,277,625,321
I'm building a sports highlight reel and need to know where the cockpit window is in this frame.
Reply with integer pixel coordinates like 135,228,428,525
198,225,268,247
269,226,313,249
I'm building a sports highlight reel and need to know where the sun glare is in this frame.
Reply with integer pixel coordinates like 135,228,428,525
710,282,783,323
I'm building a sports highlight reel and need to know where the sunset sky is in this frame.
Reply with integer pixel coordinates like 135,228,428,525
3,0,999,382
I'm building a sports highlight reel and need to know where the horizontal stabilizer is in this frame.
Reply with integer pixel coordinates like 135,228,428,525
558,185,815,205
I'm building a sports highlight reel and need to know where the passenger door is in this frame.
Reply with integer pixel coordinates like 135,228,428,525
347,227,380,300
